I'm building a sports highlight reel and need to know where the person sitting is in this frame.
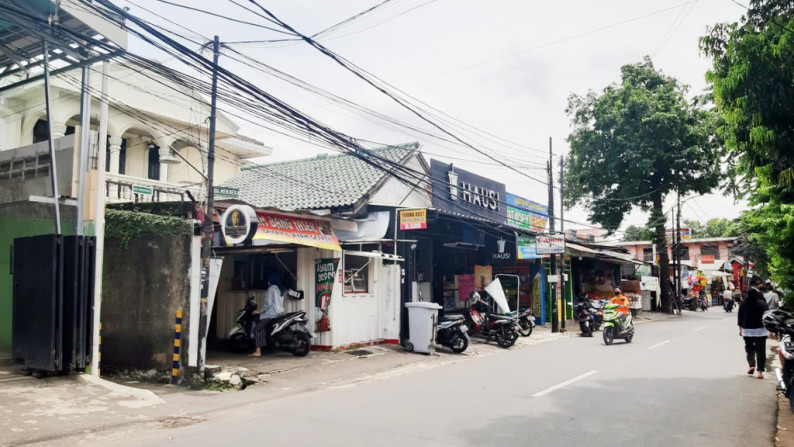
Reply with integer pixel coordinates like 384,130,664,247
249,273,286,357
610,287,631,328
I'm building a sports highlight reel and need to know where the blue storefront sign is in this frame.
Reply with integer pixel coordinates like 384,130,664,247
430,160,506,223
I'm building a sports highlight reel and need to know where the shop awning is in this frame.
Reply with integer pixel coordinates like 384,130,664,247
251,210,341,251
567,242,644,265
698,259,726,271
343,250,404,262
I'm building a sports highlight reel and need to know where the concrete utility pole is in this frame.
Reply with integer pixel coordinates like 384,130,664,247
548,137,558,333
197,36,219,380
559,155,565,331
42,41,61,234
676,193,682,298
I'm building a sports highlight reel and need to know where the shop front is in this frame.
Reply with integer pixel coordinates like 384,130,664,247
208,204,403,357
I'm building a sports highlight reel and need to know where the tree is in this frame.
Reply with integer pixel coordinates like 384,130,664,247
565,57,722,313
683,218,741,238
701,0,794,302
622,225,654,242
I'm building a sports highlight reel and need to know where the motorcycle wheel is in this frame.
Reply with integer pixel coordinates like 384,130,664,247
580,321,591,337
292,332,311,357
518,319,533,337
228,333,249,354
603,327,614,345
450,335,468,353
625,332,633,343
496,329,517,348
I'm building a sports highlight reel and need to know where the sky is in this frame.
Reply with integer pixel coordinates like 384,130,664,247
120,0,750,239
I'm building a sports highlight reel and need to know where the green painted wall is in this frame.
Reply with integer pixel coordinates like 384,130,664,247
0,206,75,355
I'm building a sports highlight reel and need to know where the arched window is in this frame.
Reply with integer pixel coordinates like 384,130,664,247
147,144,160,180
32,120,49,143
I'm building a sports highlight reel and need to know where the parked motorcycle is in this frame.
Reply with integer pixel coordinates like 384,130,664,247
764,309,794,412
228,296,313,357
506,309,535,337
602,303,634,345
436,317,470,353
574,299,602,337
464,292,519,348
723,298,734,312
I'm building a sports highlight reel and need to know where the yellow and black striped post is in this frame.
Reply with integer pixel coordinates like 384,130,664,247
172,308,183,384
97,323,102,377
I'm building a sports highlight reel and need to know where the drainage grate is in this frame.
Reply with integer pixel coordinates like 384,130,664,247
345,349,373,356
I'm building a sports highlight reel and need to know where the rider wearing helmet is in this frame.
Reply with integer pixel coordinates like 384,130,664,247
610,287,631,328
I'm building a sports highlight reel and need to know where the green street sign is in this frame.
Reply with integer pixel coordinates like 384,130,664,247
132,184,154,196
214,186,239,198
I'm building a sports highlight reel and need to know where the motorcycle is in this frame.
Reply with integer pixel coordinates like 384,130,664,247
436,317,470,353
602,303,634,345
506,308,535,337
723,298,734,312
574,299,602,337
463,292,519,348
764,309,794,412
698,293,709,311
228,296,313,357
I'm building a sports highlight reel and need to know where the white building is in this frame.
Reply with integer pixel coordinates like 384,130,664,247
0,63,270,203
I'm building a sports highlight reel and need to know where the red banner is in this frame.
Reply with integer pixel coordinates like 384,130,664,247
252,211,341,250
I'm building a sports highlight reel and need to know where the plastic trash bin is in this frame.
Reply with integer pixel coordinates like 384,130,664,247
404,301,442,354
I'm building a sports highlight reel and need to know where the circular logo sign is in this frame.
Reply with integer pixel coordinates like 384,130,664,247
220,205,257,245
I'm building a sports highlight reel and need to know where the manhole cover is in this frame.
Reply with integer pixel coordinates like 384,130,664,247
345,349,373,356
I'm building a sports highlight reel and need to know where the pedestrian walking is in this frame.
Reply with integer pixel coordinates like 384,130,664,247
764,282,780,309
738,276,769,379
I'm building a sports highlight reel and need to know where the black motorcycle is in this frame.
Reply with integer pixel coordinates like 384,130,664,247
723,298,734,312
228,297,313,357
574,299,601,337
436,317,470,353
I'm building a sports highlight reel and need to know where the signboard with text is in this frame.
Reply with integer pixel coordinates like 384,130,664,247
399,209,427,230
535,235,565,254
701,254,715,264
517,234,542,259
253,211,341,251
430,159,506,223
505,193,548,233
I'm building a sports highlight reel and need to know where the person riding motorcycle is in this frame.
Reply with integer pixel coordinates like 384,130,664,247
610,287,631,329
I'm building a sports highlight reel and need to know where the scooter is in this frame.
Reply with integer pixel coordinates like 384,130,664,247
463,292,518,348
436,317,470,353
505,308,535,337
228,297,313,357
602,303,634,345
723,298,734,312
765,309,794,412
574,299,600,337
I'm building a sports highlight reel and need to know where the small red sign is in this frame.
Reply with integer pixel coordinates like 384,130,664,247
701,254,715,264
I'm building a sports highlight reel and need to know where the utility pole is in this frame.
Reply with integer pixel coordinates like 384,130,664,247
197,36,219,380
559,155,566,331
548,137,558,333
743,229,750,297
676,193,682,299
42,41,61,234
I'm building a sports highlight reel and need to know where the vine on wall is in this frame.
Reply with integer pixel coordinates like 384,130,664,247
105,209,192,247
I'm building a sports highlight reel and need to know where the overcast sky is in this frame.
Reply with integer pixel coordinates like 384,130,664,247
122,0,749,238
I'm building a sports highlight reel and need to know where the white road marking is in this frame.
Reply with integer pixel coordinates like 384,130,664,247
721,318,731,322
532,370,598,397
648,340,670,350
694,326,707,332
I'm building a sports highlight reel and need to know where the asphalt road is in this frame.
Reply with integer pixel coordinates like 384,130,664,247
103,311,777,447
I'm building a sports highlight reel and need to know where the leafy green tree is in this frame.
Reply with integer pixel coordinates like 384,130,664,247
622,225,654,241
701,0,794,302
684,218,741,238
565,57,722,313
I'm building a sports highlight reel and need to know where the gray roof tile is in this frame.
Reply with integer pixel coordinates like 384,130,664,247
221,143,418,211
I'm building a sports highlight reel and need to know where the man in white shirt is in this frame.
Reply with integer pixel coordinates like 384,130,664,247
763,283,780,309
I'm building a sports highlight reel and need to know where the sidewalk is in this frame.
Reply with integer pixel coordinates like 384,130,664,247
0,323,596,446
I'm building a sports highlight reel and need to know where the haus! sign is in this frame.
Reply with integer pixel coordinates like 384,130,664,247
430,159,506,223
484,236,516,264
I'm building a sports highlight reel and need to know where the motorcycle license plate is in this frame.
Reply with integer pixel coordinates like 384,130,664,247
785,342,794,353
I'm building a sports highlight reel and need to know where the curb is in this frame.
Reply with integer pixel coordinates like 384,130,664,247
79,374,166,407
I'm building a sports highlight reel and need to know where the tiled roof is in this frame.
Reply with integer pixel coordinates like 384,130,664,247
220,143,418,211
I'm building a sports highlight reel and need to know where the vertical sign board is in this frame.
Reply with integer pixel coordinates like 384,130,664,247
429,159,506,223
399,209,427,230
505,193,549,233
315,258,339,332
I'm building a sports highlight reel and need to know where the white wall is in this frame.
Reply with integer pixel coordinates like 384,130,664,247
369,154,431,208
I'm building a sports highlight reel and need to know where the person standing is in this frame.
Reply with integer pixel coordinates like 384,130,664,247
249,273,286,357
738,276,769,379
764,283,781,309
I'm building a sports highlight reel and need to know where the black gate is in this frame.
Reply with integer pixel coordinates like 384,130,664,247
12,234,96,374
